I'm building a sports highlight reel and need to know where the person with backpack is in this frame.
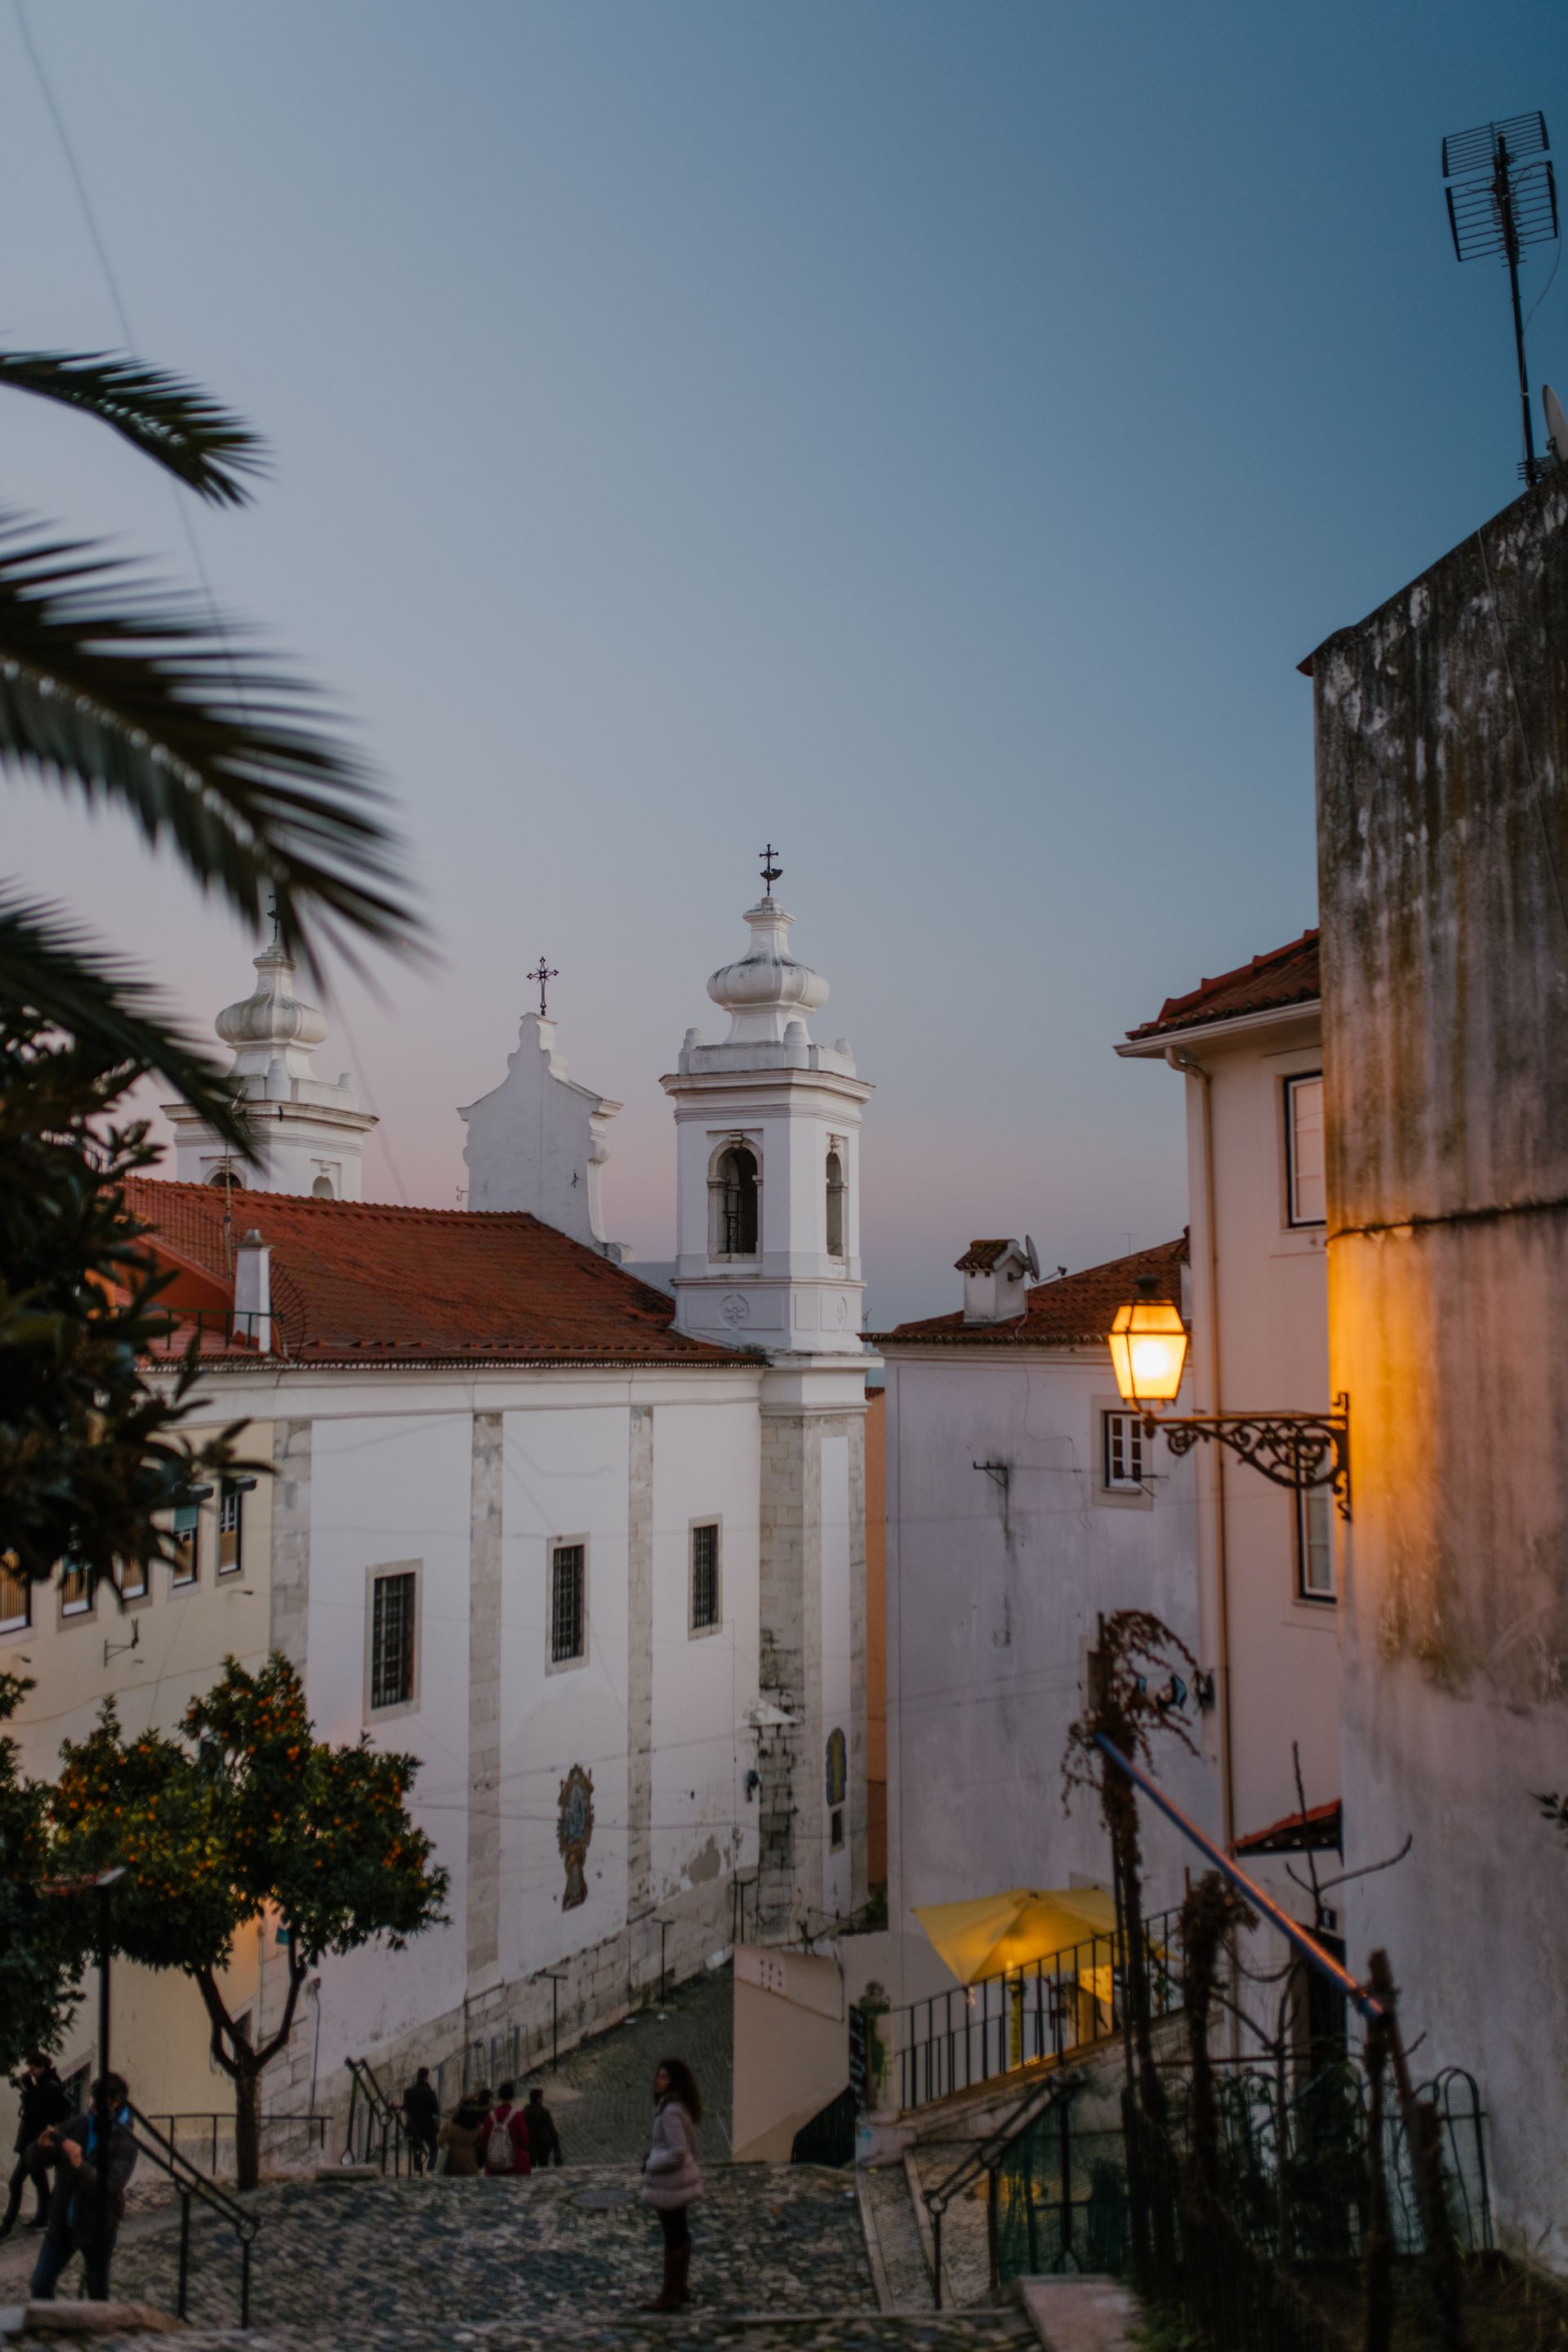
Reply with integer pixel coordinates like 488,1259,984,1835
479,2081,531,2179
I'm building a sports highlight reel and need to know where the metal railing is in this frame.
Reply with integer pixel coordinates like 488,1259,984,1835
893,1907,1182,2112
128,2104,260,2329
921,2066,1085,2309
139,2110,327,2179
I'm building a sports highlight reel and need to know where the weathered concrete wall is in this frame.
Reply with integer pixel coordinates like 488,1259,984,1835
1315,475,1568,2269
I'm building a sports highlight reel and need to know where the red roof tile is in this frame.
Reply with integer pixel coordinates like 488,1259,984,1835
954,1240,1017,1273
122,1179,751,1368
875,1236,1187,1348
1126,931,1320,1042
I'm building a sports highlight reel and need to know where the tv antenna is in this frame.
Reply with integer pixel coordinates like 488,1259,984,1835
1442,112,1560,484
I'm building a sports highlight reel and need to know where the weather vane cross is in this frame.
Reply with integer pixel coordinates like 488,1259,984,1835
760,842,782,893
528,956,559,1018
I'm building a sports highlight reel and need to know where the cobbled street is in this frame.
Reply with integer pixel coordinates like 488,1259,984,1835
523,1961,737,2165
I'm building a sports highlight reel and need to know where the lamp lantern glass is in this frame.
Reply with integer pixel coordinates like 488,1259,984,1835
1108,1276,1189,1407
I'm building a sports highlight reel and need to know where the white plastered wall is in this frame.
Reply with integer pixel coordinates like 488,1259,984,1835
820,1432,853,1922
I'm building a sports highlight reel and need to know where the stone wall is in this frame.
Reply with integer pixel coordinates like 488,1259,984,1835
1314,473,1568,2270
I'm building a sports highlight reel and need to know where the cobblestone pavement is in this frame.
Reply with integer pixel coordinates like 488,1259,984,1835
55,2318,1037,2352
858,2163,933,2312
532,1962,736,2166
908,2145,996,2312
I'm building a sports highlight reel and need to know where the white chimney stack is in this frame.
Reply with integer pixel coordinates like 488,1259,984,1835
956,1239,1032,1325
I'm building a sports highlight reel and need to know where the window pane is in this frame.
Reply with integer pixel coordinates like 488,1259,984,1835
0,1552,29,1633
1103,1412,1144,1490
115,1557,149,1601
692,1524,719,1630
172,1501,200,1585
371,1571,416,1708
551,1545,586,1664
218,1482,243,1573
1289,1076,1326,1226
60,1557,91,1616
1298,1486,1335,1598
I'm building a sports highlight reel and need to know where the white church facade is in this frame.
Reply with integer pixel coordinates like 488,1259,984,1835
0,874,873,2131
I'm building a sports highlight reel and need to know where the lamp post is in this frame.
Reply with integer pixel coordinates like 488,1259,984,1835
1108,1276,1351,1518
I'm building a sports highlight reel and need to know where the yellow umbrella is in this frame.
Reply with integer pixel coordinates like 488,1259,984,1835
912,1886,1119,1984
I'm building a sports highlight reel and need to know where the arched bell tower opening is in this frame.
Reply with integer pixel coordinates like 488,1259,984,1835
710,1139,760,1258
825,1143,846,1260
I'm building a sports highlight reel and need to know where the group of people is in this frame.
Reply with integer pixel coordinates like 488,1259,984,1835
400,2074,564,2176
2,2056,138,2303
399,2056,704,2311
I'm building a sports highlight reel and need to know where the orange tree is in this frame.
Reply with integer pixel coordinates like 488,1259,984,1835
50,1654,447,2188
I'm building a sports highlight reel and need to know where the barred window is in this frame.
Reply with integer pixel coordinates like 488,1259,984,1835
1102,1411,1145,1492
550,1544,586,1665
371,1570,416,1708
691,1522,720,1633
218,1481,245,1575
0,1552,29,1633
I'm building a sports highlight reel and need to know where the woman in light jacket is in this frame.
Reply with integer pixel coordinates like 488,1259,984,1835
437,2095,486,2179
639,2059,702,2310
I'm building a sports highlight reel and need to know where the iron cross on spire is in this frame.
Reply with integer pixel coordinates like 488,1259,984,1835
759,843,782,893
528,956,559,1018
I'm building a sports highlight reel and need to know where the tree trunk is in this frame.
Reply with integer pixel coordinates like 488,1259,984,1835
234,2058,261,2193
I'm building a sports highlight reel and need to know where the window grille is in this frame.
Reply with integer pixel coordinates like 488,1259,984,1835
0,1552,29,1633
1285,1074,1326,1227
60,1557,91,1617
218,1481,244,1574
691,1522,719,1631
826,1147,846,1258
550,1544,586,1664
371,1570,416,1708
171,1501,200,1585
1296,1484,1335,1601
1102,1410,1146,1491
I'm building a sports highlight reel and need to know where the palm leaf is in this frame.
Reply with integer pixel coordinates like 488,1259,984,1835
0,514,425,985
0,348,266,508
0,887,251,1147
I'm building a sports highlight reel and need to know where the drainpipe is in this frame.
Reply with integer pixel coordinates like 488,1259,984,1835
1164,1047,1235,1858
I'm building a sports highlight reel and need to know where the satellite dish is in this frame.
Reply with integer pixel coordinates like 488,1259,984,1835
1545,384,1568,465
1022,1234,1041,1281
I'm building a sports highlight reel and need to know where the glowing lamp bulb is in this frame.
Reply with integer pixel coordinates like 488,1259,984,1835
1108,1278,1189,1406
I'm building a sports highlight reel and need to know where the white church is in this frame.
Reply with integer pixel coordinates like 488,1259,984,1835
0,866,874,2124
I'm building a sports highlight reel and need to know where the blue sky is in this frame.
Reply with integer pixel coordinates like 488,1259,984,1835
2,2,1561,1323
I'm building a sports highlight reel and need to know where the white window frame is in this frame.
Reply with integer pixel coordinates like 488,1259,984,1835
217,1480,247,1576
170,1498,203,1588
1285,1072,1326,1229
1100,1409,1148,1495
364,1561,422,1719
1295,1484,1336,1604
113,1556,150,1606
688,1519,722,1637
546,1537,589,1673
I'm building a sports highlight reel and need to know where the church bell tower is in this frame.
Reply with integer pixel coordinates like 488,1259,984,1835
663,854,874,1938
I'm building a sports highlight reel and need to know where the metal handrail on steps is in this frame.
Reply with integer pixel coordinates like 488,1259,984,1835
344,2056,409,2175
127,2103,259,2329
921,2066,1084,2311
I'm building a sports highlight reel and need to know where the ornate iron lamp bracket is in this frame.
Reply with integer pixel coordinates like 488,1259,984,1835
1140,1394,1351,1521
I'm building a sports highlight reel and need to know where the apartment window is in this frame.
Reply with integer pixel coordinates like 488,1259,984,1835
1102,1411,1146,1492
550,1543,586,1666
0,1552,29,1634
114,1556,149,1603
370,1570,417,1708
825,1146,846,1258
1285,1074,1326,1227
690,1522,721,1633
1296,1485,1336,1602
218,1480,247,1575
171,1500,201,1586
60,1557,91,1619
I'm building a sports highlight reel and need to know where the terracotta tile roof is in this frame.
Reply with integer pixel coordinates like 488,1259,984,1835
1233,1797,1342,1857
1125,931,1320,1042
954,1240,1016,1273
122,1178,751,1368
874,1236,1187,1348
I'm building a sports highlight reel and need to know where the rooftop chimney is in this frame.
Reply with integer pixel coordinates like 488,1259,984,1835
956,1239,1031,1325
234,1229,271,1352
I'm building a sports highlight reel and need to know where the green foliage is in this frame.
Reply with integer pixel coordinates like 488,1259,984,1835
0,1673,85,2069
51,1653,449,1980
0,1015,254,1590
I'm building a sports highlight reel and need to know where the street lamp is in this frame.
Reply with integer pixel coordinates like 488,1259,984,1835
1108,1276,1351,1518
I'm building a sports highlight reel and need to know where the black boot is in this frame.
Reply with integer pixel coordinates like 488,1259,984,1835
641,2241,682,2312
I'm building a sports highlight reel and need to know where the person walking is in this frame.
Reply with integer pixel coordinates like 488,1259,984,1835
28,2074,138,2302
436,2092,487,2179
639,2059,702,2311
523,2086,563,2167
402,2068,440,2176
479,2082,531,2178
0,2057,70,2240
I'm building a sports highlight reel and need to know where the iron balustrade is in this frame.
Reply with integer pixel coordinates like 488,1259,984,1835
922,2066,1085,2310
127,2104,260,2329
893,1908,1182,2113
140,2110,327,2179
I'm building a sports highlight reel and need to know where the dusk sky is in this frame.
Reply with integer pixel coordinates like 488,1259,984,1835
3,1,1560,1325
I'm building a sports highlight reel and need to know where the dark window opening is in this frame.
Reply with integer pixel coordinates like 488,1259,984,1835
371,1570,416,1708
691,1522,719,1630
714,1145,759,1256
826,1147,846,1257
551,1544,586,1664
830,1808,844,1851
